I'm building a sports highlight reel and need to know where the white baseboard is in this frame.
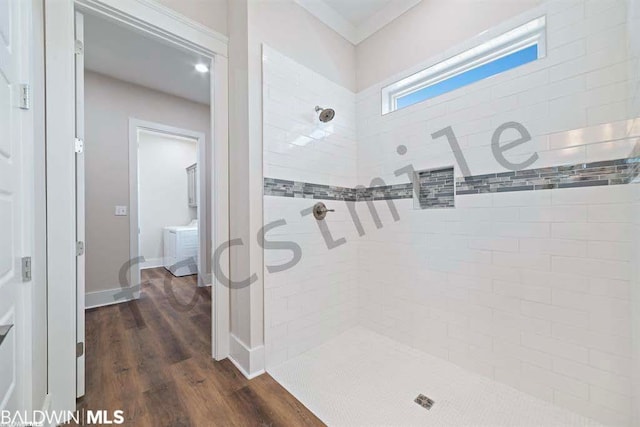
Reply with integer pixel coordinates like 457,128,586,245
140,257,164,270
40,394,53,427
41,393,51,412
199,272,212,287
229,333,265,379
85,287,140,309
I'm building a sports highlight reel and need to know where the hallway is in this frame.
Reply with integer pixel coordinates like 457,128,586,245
77,268,323,426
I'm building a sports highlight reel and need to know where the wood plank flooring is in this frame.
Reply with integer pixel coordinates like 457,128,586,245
77,267,324,427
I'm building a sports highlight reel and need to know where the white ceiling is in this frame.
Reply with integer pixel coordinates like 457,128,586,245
322,0,392,26
295,0,422,44
83,12,210,105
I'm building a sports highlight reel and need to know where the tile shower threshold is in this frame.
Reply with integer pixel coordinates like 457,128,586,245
267,327,604,426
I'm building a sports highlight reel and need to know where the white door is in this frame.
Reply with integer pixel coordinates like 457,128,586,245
75,11,86,398
0,0,28,415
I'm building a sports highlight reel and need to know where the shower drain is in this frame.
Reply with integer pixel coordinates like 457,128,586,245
414,394,435,410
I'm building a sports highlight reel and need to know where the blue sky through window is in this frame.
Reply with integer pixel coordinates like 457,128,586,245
396,44,539,110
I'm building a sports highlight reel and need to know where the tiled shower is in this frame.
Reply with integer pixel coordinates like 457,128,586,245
262,0,640,425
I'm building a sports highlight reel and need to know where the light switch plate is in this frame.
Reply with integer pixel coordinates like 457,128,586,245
115,205,128,216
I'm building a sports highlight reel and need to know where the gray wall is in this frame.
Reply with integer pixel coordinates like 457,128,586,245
84,71,210,295
156,0,228,36
251,0,357,91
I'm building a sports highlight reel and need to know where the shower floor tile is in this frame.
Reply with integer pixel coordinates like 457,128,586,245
268,327,604,426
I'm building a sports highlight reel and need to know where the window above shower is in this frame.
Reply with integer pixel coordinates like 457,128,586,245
381,16,547,115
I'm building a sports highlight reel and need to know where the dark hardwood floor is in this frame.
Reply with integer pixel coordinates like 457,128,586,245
77,267,324,427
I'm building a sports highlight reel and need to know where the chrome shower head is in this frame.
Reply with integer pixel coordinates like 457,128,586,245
315,106,335,123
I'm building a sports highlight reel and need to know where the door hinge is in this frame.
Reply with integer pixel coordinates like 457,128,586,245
76,342,84,357
18,84,30,110
75,138,84,154
76,241,85,257
75,39,84,55
21,257,32,282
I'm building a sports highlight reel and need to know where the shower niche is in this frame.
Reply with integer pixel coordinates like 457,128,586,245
413,166,455,209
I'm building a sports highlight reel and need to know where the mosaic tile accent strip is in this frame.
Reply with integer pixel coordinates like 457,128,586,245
415,167,455,209
455,158,640,194
263,178,357,201
356,183,413,201
264,157,640,202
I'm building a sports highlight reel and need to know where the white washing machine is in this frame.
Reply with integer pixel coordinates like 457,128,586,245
163,222,198,277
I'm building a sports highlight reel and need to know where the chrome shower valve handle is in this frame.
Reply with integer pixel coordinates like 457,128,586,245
312,202,334,220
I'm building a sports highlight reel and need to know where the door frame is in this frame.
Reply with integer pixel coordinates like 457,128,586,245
44,0,230,414
129,120,208,287
74,10,86,399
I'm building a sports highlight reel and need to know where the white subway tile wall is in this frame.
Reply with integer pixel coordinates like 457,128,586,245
263,0,640,424
263,196,360,367
262,46,359,368
356,191,633,425
356,1,638,425
262,46,358,188
357,0,636,184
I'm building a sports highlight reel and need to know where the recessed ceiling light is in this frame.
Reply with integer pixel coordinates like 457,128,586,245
195,63,209,73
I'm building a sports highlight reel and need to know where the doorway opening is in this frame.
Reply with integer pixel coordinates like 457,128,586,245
75,8,216,404
130,121,208,294
45,0,231,413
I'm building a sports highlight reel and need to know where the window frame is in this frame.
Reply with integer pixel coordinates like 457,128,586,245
381,16,547,115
